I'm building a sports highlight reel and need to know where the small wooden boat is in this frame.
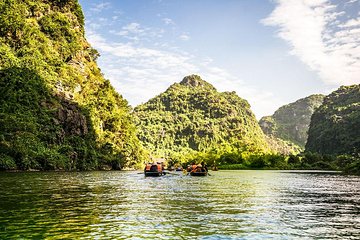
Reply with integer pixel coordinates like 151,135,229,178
190,171,207,176
144,163,164,177
187,163,208,176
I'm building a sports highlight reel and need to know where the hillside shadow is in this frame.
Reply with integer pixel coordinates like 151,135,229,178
0,66,101,170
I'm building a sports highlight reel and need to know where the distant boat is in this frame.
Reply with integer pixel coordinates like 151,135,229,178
144,163,164,177
187,164,208,176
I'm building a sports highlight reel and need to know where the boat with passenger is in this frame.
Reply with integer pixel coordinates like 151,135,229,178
187,162,208,176
144,162,164,177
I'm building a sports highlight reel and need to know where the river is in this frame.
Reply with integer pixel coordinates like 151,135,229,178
0,170,359,239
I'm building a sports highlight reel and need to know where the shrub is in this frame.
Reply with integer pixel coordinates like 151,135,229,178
249,156,270,169
0,154,17,170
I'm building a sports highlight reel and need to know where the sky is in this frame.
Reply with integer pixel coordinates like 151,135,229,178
78,0,360,119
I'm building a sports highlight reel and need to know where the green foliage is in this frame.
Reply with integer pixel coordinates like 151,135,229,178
344,159,360,175
0,0,145,170
134,74,270,159
191,149,358,173
39,12,81,61
0,0,27,44
264,135,302,155
260,94,324,148
306,85,360,155
287,154,301,165
181,149,290,170
218,164,248,170
0,154,16,170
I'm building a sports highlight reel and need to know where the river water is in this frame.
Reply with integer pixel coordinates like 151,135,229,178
0,170,359,239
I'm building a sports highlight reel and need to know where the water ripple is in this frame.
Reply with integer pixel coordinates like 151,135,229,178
0,170,359,239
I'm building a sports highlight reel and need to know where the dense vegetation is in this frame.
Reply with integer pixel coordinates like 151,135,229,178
259,94,324,149
306,85,360,155
211,152,359,172
0,0,145,170
301,85,360,174
262,135,302,155
134,75,270,162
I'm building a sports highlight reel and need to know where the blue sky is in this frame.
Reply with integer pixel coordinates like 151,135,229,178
78,0,360,118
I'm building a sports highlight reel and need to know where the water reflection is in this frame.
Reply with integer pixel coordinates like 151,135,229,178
0,171,359,239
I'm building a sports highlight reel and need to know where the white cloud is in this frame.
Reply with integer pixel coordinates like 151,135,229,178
87,31,197,104
346,0,358,4
86,31,280,118
123,23,144,34
114,22,144,37
162,18,175,25
90,2,111,12
263,0,360,86
111,22,164,42
339,17,360,28
179,34,190,41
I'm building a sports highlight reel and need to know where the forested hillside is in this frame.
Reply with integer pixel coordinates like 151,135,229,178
0,0,145,170
134,75,269,160
259,94,324,149
306,85,360,155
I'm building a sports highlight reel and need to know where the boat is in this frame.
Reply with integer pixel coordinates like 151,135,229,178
187,163,208,176
145,171,163,177
190,171,207,176
144,163,164,177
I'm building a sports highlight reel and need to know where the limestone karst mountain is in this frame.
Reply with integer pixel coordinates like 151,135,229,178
0,0,145,170
259,94,325,152
134,75,269,158
306,85,360,155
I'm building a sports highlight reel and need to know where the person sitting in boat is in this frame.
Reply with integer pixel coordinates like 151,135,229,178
194,163,204,173
186,162,196,172
201,161,208,172
156,162,164,172
145,163,152,172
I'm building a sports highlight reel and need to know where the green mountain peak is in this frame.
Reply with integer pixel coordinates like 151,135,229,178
134,75,269,158
179,74,216,90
